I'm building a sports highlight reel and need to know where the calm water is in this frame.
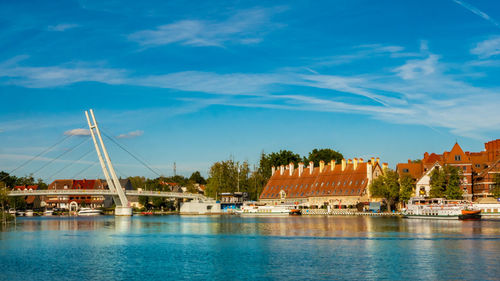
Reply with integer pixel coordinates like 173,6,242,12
1,216,500,281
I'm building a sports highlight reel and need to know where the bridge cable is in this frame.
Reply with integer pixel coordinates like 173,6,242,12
71,162,98,179
31,137,91,176
100,129,163,178
0,134,73,182
46,147,95,181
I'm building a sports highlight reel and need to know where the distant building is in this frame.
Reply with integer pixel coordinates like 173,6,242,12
220,192,248,211
259,158,385,208
396,139,500,200
14,185,41,209
45,179,106,209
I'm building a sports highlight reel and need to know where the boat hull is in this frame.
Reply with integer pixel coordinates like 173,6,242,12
403,215,460,220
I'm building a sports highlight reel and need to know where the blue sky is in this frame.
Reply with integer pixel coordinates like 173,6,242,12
1,0,500,181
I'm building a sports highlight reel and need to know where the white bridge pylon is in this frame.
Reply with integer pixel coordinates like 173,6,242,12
85,109,132,216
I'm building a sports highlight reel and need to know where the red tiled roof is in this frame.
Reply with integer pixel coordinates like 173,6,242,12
260,161,377,200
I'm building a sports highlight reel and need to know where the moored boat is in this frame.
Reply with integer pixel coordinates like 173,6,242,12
236,204,299,216
77,208,103,216
43,210,54,216
25,210,34,217
403,197,481,220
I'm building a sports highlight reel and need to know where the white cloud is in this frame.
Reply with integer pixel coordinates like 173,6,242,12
471,36,500,58
117,130,144,139
47,23,80,32
0,56,127,88
128,7,285,47
394,55,438,79
64,128,90,136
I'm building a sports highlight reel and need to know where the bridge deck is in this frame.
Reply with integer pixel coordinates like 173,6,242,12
7,189,210,200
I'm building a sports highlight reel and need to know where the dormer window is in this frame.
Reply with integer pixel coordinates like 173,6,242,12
455,155,461,161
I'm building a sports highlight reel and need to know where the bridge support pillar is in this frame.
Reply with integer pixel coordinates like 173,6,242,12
115,206,133,216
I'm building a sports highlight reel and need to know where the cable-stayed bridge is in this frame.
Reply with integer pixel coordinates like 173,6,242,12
3,109,212,216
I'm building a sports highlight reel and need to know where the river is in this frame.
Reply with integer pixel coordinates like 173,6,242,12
1,215,500,280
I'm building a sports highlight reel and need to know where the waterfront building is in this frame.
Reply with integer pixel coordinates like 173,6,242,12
220,192,248,211
259,158,385,208
396,139,500,200
14,185,41,209
45,179,106,209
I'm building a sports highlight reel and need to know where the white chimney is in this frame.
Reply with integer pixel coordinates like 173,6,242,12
341,159,346,171
298,162,304,177
289,162,294,176
280,165,284,175
353,158,358,170
330,160,336,171
308,161,314,174
319,160,325,173
271,166,276,176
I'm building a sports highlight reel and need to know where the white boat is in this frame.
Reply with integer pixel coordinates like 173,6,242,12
77,208,103,216
43,210,54,216
25,210,34,217
236,204,299,216
403,197,481,220
8,208,16,215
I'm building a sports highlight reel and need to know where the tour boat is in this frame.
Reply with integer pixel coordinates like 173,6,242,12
403,197,481,220
236,204,299,216
77,208,103,216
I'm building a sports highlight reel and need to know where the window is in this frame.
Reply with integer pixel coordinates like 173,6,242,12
361,180,365,185
475,164,481,168
455,155,461,161
403,168,409,173
321,182,324,186
349,181,352,185
463,166,466,171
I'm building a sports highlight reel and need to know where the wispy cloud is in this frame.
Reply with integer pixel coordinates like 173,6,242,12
64,128,90,136
128,7,285,47
471,36,500,58
47,23,80,31
0,56,126,88
117,130,144,139
453,0,500,28
1,41,500,139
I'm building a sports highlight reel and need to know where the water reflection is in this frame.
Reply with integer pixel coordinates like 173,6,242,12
2,216,500,280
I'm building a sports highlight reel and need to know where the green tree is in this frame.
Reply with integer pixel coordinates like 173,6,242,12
205,159,253,199
445,166,463,199
490,173,500,199
138,196,150,209
370,168,400,212
0,182,9,224
128,176,146,190
399,175,415,204
306,148,344,167
429,167,446,198
189,171,206,184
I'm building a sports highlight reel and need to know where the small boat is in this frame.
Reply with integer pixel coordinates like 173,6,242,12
459,209,481,220
25,210,34,217
77,208,103,216
16,211,25,216
236,204,299,216
140,211,153,215
8,208,16,215
43,210,54,216
289,209,302,216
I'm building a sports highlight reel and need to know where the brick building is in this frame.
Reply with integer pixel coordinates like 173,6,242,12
45,179,106,209
259,158,385,208
396,139,500,200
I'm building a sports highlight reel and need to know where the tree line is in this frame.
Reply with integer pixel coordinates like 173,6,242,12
205,148,343,200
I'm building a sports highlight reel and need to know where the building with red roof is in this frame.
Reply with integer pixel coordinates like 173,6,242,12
396,139,500,200
260,157,385,208
45,179,106,209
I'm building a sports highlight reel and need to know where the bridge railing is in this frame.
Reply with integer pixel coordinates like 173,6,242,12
7,189,211,201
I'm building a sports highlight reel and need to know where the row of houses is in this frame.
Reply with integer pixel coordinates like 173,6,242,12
396,139,500,201
259,158,386,208
259,139,500,206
